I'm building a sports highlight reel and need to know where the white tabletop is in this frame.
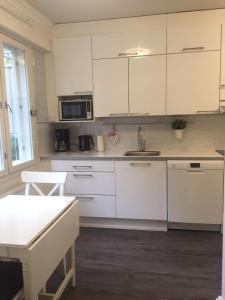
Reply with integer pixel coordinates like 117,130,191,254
0,195,76,248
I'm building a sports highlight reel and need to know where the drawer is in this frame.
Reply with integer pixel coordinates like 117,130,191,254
65,172,115,195
76,195,116,218
52,160,114,172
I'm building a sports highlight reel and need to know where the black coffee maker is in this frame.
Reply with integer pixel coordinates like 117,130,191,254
79,135,94,151
54,129,70,152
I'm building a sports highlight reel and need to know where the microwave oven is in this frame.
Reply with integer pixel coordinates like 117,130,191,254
59,96,93,121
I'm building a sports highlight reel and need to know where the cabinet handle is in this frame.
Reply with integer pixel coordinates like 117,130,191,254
130,163,151,167
196,110,219,114
129,113,150,116
73,174,93,178
109,113,129,116
118,52,138,56
76,196,94,200
186,170,204,173
182,47,204,51
72,165,93,169
73,91,92,95
220,84,225,89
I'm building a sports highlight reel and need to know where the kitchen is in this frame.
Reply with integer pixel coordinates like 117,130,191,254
0,0,225,299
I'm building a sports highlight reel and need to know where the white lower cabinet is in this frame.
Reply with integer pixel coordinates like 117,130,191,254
65,172,115,195
76,195,116,218
51,160,116,218
115,161,167,220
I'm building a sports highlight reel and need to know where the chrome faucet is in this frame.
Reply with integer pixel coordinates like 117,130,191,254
137,126,145,152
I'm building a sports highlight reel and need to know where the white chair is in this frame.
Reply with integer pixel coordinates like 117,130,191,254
21,171,68,294
21,171,67,197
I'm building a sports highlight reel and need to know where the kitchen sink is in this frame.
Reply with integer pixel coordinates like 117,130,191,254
123,151,160,157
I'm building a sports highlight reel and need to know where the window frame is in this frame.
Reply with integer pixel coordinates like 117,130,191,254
0,34,38,175
0,69,8,178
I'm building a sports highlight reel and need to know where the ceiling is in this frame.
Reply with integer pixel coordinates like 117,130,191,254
26,0,225,24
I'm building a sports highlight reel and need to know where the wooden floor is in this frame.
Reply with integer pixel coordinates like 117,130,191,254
56,227,222,300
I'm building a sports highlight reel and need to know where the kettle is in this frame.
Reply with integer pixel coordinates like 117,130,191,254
79,135,94,151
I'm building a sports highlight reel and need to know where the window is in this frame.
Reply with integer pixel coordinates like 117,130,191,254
0,35,36,175
3,44,33,166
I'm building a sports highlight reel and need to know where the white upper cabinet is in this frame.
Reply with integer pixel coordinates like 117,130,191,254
92,15,166,59
54,36,93,96
167,51,220,115
129,55,166,116
167,11,221,53
93,58,129,117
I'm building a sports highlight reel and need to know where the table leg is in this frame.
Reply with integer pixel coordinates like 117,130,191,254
70,243,76,287
22,262,39,300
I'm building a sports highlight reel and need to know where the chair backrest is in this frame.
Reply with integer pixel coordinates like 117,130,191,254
21,171,67,196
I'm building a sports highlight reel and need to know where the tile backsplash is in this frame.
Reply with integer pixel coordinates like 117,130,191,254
43,114,225,154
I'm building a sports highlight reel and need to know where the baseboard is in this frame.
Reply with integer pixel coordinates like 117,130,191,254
80,217,168,231
168,222,221,232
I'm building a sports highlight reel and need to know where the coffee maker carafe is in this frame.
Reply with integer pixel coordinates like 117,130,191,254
54,129,70,152
79,135,94,151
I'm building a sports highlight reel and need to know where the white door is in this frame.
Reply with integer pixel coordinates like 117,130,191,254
129,55,166,116
93,58,129,117
54,36,93,96
167,51,220,115
167,10,221,53
115,161,167,220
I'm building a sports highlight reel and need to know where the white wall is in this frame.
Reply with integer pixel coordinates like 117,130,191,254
0,0,53,51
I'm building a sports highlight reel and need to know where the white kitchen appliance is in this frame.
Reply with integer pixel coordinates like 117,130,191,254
168,160,224,225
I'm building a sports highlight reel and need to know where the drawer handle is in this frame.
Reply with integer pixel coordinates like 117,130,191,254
73,91,92,95
130,163,151,167
118,52,138,56
109,113,129,116
72,166,93,169
182,47,204,51
221,84,225,89
196,110,219,114
76,196,94,200
129,113,150,116
186,170,204,173
73,174,93,178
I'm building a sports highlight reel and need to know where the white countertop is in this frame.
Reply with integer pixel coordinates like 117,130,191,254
0,195,76,248
41,149,223,160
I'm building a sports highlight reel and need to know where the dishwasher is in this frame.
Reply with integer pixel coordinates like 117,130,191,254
168,160,224,225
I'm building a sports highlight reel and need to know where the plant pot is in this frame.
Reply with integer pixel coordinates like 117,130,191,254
174,129,184,140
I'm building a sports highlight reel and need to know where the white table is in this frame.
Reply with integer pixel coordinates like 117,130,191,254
0,195,79,300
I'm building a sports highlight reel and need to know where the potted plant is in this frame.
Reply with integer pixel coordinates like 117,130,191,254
171,119,186,140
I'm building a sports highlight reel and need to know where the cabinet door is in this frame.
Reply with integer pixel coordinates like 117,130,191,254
92,15,166,59
167,51,220,115
93,58,129,117
220,49,225,100
54,36,92,96
129,55,166,115
167,11,221,53
115,161,167,220
76,195,116,218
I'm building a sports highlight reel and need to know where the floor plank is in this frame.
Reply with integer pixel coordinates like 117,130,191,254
59,228,222,300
